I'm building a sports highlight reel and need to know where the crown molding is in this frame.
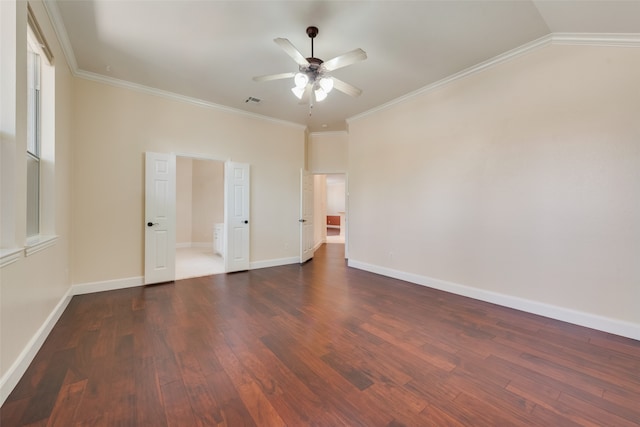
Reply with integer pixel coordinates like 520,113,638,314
348,32,640,125
39,4,639,132
74,69,306,130
42,0,77,71
551,32,640,47
42,0,305,131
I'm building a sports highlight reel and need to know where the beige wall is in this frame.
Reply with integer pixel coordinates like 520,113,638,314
348,44,640,329
308,131,348,173
72,79,305,284
326,177,346,215
1,0,73,393
313,175,327,247
191,159,224,244
176,158,224,246
176,157,193,244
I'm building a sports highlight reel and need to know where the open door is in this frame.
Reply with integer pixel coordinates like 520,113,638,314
224,161,250,272
300,169,314,263
144,152,176,284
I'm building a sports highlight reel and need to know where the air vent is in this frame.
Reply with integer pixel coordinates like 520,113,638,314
245,96,261,104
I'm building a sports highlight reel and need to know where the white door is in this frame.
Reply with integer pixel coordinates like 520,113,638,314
300,169,314,263
225,161,250,272
144,152,176,284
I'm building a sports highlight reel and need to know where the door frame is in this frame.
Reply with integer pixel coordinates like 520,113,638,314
145,152,231,284
310,172,348,259
175,153,229,275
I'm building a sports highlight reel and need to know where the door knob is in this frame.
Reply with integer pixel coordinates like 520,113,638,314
147,222,158,227
244,220,249,224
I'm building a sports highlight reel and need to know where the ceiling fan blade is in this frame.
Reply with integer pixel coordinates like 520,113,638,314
274,38,310,67
332,77,363,97
253,72,295,82
322,48,367,71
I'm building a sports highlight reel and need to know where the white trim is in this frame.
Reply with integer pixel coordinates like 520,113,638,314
174,152,227,162
24,235,58,257
43,0,306,132
249,257,299,270
42,0,77,71
75,69,306,130
40,3,640,134
0,247,23,268
71,276,144,296
551,33,640,47
348,34,553,124
348,259,640,341
176,242,191,249
348,32,640,125
0,288,72,405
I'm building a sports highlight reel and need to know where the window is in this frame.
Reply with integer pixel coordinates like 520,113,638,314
1,4,56,265
26,39,41,238
24,5,56,255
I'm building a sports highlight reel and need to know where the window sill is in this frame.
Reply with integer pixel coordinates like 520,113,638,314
1,247,23,268
25,235,58,257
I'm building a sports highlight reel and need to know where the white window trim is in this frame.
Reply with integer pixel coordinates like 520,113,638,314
24,235,58,257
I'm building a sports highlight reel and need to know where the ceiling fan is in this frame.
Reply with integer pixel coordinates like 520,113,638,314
253,26,367,104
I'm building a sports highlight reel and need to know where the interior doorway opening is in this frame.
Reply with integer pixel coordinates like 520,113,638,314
313,174,346,247
175,156,225,279
324,174,346,244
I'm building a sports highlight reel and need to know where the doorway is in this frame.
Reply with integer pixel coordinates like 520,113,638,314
325,174,346,244
175,156,225,279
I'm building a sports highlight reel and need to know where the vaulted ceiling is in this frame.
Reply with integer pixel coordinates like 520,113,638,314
47,0,640,132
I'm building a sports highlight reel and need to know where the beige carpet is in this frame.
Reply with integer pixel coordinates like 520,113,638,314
175,246,225,280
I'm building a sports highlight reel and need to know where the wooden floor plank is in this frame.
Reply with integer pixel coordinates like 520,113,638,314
2,244,640,426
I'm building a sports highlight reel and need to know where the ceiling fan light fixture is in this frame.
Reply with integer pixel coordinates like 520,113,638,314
291,86,306,99
314,87,328,102
254,26,366,107
294,72,309,88
319,77,333,93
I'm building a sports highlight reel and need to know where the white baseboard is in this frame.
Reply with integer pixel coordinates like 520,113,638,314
250,257,299,270
71,276,144,295
0,288,73,405
348,259,640,341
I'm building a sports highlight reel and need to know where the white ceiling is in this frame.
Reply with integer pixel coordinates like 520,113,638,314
49,0,640,132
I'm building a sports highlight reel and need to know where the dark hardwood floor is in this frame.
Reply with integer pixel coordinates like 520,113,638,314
2,244,640,426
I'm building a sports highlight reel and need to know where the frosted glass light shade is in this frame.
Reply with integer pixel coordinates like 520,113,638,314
294,72,309,88
314,87,327,102
291,86,305,99
319,77,333,93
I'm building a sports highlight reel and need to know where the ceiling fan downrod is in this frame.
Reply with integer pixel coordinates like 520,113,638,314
306,26,318,59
